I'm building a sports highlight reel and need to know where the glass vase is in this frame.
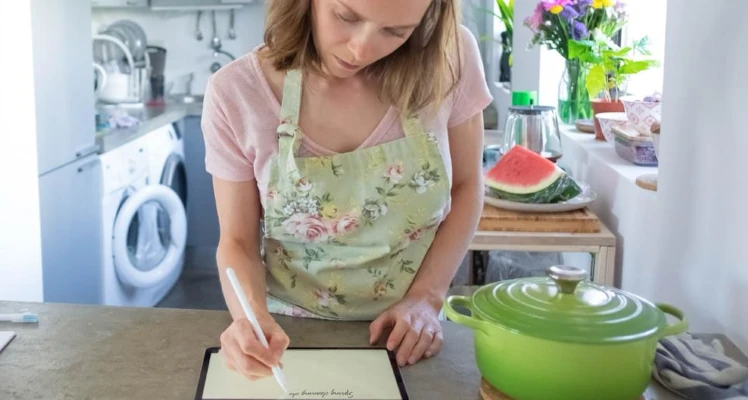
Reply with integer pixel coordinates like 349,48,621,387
558,59,592,125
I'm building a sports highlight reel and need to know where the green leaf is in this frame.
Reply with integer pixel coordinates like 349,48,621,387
632,36,651,55
568,40,594,61
376,187,385,196
585,64,607,99
602,46,631,59
620,59,658,74
403,266,416,274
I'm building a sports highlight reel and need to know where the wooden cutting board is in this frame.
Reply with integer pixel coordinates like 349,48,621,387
478,203,601,233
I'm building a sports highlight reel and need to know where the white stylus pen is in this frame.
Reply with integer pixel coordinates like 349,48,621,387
225,267,289,393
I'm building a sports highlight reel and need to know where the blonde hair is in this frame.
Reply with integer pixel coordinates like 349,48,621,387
262,0,462,117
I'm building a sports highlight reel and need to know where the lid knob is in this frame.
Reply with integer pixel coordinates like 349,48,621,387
546,266,588,295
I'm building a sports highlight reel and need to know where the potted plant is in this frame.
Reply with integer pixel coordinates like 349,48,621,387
494,0,514,83
524,0,627,125
570,31,660,139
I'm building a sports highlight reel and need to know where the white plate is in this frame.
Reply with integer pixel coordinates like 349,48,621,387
484,183,597,213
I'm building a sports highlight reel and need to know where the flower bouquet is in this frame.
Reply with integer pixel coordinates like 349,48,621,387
524,0,627,124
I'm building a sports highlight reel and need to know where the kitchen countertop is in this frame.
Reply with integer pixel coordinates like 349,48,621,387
95,100,203,154
0,301,737,400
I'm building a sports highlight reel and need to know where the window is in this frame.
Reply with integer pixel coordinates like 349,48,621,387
619,0,668,96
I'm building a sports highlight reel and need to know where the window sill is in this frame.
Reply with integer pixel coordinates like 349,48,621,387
559,127,659,186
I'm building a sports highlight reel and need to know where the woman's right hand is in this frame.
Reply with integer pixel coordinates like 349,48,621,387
219,314,290,380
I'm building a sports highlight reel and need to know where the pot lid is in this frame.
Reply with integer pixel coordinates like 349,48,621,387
508,105,556,115
470,266,667,344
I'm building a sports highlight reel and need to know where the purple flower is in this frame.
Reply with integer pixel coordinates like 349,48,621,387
615,0,627,18
559,6,579,21
572,20,589,40
575,0,592,16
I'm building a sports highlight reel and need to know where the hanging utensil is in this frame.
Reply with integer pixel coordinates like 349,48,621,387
211,10,221,50
195,11,203,41
228,9,237,40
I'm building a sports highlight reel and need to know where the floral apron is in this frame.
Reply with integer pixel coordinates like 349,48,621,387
261,69,450,321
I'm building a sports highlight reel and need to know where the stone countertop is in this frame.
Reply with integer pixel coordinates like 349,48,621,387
95,100,203,154
0,301,728,400
0,301,485,399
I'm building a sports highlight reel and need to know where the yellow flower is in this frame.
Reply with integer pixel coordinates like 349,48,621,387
592,0,615,9
321,203,339,219
550,5,563,14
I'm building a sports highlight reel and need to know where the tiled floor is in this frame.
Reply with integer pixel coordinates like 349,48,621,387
156,268,227,310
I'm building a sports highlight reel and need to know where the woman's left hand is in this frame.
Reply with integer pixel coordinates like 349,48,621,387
369,295,444,367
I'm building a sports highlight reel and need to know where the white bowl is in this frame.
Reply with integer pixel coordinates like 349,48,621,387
595,112,630,142
621,96,662,135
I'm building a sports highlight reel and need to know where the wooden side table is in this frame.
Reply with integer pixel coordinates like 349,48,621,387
468,204,617,286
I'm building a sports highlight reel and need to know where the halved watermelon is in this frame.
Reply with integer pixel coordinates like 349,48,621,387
486,146,582,204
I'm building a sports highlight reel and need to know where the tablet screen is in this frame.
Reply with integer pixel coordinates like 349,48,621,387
196,347,408,400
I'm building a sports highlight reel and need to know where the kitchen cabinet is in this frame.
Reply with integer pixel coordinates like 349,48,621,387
91,0,149,7
30,1,99,175
38,154,103,304
183,116,220,250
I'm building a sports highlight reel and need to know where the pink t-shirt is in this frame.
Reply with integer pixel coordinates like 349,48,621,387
202,25,493,204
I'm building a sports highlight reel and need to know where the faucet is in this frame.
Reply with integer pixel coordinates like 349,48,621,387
207,10,236,72
213,49,236,61
210,49,236,73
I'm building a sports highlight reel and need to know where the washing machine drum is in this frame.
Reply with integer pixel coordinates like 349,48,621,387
112,184,187,288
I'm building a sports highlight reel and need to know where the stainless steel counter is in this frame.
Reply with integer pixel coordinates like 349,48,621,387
95,100,202,154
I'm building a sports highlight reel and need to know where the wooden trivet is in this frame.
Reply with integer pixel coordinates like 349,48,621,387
636,173,658,191
478,203,601,233
480,378,644,400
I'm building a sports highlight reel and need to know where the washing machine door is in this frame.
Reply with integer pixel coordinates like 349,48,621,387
161,153,187,206
112,184,187,288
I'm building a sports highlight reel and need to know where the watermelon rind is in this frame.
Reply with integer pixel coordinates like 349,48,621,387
486,174,583,204
486,167,564,194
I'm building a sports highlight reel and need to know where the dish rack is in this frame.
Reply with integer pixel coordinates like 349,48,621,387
93,34,151,106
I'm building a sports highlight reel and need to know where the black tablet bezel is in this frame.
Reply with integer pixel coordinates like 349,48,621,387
194,346,409,400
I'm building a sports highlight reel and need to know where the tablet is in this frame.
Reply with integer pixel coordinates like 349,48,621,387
195,347,409,400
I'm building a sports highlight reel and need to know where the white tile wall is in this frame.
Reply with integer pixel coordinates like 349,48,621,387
91,4,266,95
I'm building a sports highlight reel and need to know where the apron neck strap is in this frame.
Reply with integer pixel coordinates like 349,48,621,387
280,69,303,126
277,69,303,160
402,112,426,138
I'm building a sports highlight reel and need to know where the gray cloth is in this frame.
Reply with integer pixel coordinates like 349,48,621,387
654,333,748,400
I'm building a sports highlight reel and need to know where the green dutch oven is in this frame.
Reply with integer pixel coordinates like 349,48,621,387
443,265,688,400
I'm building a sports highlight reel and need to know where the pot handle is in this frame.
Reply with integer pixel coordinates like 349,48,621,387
656,303,689,338
443,296,489,333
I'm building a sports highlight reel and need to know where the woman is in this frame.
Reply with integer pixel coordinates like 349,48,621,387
202,0,492,381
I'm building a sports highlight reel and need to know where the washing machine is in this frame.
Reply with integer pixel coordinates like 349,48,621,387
146,122,188,273
147,122,187,207
100,132,187,307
